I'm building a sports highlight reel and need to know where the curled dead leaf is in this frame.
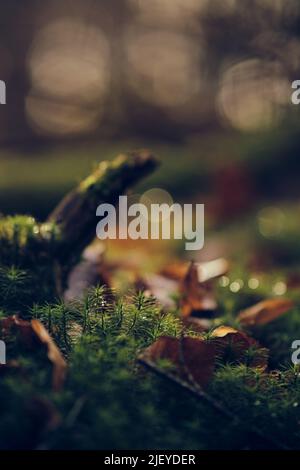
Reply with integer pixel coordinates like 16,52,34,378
210,325,268,370
31,320,67,391
211,325,246,339
211,325,257,349
237,298,294,326
197,258,229,283
180,261,217,318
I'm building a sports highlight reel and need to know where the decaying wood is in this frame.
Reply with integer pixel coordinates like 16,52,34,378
48,149,158,260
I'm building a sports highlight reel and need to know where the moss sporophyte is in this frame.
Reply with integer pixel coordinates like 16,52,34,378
1,150,300,450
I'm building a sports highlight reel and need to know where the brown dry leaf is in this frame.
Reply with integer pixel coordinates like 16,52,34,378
180,261,217,317
0,315,67,391
160,262,189,281
161,258,229,283
211,325,242,338
31,320,67,391
140,335,215,388
238,298,294,326
182,337,216,386
211,325,257,349
210,325,268,370
0,315,35,346
142,336,179,364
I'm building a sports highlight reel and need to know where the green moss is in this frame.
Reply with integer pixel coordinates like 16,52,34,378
2,160,300,448
0,280,299,450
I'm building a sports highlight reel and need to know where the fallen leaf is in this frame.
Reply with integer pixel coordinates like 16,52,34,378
181,336,216,386
161,258,229,283
0,315,67,391
237,298,294,326
197,258,229,283
180,261,217,317
160,262,189,281
141,336,179,364
211,325,256,344
140,335,215,387
0,315,35,346
210,325,268,370
211,325,233,336
31,320,67,391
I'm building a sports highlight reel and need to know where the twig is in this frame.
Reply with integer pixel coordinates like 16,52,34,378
139,355,289,450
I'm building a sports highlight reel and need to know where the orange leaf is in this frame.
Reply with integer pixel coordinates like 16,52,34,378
31,320,67,392
237,298,294,326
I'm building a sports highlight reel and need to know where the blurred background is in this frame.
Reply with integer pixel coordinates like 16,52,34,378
1,0,300,228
